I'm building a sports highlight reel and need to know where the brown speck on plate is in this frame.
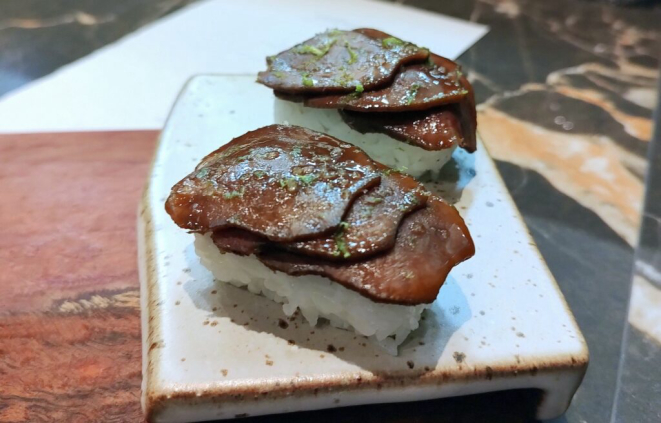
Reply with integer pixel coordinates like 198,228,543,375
221,369,228,376
278,319,289,329
407,360,415,369
453,352,466,364
327,345,337,353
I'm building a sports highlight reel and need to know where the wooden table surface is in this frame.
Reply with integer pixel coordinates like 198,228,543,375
0,131,544,423
0,131,157,422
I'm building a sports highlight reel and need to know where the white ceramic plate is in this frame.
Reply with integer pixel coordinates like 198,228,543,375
139,75,588,423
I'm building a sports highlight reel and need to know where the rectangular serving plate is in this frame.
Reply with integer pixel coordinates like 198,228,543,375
139,75,588,422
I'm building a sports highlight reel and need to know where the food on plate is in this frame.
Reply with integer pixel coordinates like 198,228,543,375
258,29,477,178
166,125,474,354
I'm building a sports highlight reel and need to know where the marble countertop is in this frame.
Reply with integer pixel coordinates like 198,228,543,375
0,0,658,422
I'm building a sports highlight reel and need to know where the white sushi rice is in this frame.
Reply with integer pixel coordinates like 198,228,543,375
194,233,428,355
273,97,457,179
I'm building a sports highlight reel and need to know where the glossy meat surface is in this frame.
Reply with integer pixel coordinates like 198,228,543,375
257,29,428,94
304,54,468,112
165,125,381,241
286,170,429,260
212,198,474,305
340,106,463,151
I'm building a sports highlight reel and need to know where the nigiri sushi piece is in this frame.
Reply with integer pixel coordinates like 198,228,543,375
165,125,474,354
258,29,477,178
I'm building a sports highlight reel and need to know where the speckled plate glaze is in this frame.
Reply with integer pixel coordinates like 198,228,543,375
139,75,588,423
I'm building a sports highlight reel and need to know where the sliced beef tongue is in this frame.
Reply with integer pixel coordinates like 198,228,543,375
285,169,430,260
264,28,477,153
257,197,475,305
303,54,468,113
257,29,429,94
165,124,381,241
340,106,463,151
211,197,474,305
210,169,430,262
194,124,475,305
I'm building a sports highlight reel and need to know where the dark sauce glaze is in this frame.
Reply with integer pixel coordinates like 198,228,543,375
165,125,381,241
211,170,429,261
340,106,463,151
257,29,429,94
303,54,468,112
262,29,477,153
285,169,429,260
212,198,474,305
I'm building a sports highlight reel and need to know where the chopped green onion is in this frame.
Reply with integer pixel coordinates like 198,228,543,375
382,37,404,48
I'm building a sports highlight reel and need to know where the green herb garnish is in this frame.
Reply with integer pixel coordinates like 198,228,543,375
355,83,364,93
295,44,324,56
195,168,210,179
345,42,358,64
365,196,383,204
294,39,336,57
279,177,298,190
383,166,409,175
302,74,314,87
333,221,351,258
405,83,421,105
253,170,266,178
382,37,404,48
223,187,245,199
296,174,317,185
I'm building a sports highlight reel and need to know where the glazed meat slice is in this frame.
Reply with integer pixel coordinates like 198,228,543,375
212,198,475,305
211,228,263,256
165,125,381,241
432,54,477,152
260,198,474,305
456,88,477,152
303,54,469,112
212,170,430,261
340,106,464,151
285,170,429,260
257,29,429,94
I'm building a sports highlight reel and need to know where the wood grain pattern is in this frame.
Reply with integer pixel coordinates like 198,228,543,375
0,131,156,422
